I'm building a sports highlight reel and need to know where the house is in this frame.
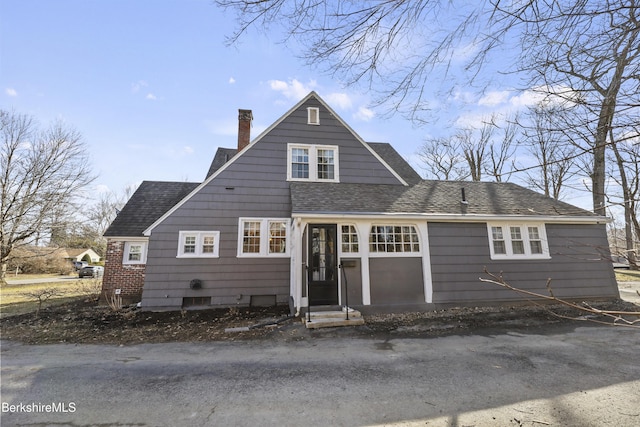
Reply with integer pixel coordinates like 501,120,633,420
62,248,101,264
102,92,619,311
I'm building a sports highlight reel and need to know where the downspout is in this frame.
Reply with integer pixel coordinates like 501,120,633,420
290,217,304,316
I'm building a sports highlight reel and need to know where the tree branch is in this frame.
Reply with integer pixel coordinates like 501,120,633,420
480,268,640,327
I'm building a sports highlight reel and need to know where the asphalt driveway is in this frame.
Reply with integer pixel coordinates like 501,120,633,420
2,322,639,427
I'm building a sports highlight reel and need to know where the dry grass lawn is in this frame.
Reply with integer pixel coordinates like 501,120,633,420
615,269,640,282
0,277,102,317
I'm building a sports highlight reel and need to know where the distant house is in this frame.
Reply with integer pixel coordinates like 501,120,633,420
62,248,101,264
102,92,619,311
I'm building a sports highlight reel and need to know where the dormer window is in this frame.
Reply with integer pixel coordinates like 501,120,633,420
287,144,339,182
307,107,320,125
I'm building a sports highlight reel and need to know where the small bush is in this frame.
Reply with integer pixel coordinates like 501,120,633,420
21,287,65,316
76,278,103,302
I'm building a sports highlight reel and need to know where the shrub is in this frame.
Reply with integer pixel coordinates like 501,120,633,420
8,247,75,275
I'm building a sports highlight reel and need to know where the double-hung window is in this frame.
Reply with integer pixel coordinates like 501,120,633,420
290,148,310,179
487,223,549,259
123,241,147,264
287,144,339,182
238,218,290,257
177,231,220,258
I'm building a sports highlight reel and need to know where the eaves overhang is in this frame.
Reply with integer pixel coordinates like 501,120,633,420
291,211,611,224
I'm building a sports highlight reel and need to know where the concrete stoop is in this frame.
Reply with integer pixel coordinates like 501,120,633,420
303,307,365,329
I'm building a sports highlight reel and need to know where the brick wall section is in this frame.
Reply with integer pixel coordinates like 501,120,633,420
101,240,145,303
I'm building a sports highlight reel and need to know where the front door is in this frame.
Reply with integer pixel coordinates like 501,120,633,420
308,224,338,305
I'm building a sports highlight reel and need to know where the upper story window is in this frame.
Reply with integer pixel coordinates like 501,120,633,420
369,225,420,256
487,223,550,260
291,147,310,179
238,218,290,257
307,107,320,125
287,144,339,182
123,241,147,265
177,231,220,258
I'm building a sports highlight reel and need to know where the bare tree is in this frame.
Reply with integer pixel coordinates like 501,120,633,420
418,114,518,183
0,110,96,283
51,184,138,258
460,127,488,182
501,1,640,216
608,126,640,270
483,114,518,183
87,184,137,236
417,136,468,180
522,103,579,199
217,0,640,216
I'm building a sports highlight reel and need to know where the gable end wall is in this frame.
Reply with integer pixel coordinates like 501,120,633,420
141,97,403,310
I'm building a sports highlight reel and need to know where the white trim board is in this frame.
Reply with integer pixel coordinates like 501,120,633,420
143,91,407,236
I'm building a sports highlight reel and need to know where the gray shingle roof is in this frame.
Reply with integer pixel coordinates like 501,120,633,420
290,180,599,218
368,142,422,185
206,147,237,179
104,181,199,237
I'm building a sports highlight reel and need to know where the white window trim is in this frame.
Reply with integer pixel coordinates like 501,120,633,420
307,107,320,125
287,143,339,182
338,224,361,255
123,241,147,265
368,224,422,257
177,231,220,258
237,218,291,258
486,222,550,260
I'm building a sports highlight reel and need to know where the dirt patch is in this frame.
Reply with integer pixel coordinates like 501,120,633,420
1,297,638,345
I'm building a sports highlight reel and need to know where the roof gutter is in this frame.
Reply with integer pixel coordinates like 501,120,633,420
291,212,611,224
103,236,150,241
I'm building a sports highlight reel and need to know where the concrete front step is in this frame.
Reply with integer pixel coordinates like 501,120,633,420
303,308,365,329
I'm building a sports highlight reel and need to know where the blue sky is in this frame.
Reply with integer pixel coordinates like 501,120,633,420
1,0,593,210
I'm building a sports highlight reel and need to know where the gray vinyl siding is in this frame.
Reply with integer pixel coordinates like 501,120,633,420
370,257,425,304
428,222,618,304
142,97,401,310
341,258,363,305
278,98,403,184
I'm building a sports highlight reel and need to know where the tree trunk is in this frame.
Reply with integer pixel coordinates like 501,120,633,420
611,141,638,270
0,261,7,286
592,108,611,217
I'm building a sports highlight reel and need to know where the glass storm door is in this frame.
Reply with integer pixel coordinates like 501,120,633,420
308,224,338,305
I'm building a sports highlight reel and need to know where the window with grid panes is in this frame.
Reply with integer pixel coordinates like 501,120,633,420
340,225,359,253
487,223,550,259
369,225,420,253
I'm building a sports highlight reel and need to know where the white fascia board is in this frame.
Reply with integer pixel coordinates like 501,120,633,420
144,91,409,236
143,146,246,236
309,93,409,186
105,236,149,242
144,93,335,236
291,212,611,224
144,94,317,236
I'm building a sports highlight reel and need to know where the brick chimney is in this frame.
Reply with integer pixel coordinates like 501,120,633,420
238,109,253,151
